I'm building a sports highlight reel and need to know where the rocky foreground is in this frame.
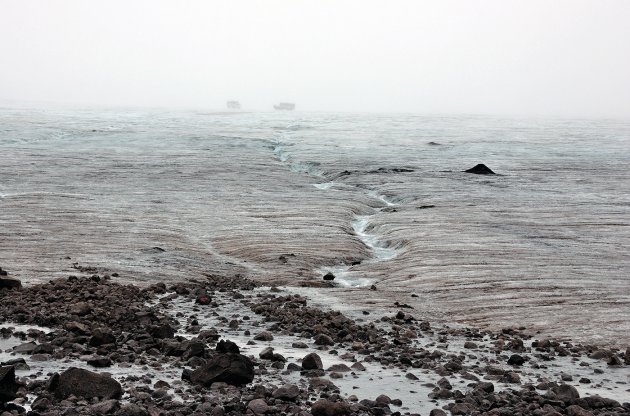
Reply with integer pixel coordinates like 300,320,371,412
1,267,629,416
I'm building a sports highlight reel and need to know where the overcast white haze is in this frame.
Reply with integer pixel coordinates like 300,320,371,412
1,0,629,117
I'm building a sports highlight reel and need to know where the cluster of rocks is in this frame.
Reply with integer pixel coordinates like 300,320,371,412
1,267,629,415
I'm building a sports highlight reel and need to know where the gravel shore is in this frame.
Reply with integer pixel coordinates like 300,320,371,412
1,268,629,415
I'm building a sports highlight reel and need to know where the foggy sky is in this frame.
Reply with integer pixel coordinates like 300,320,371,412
1,0,629,117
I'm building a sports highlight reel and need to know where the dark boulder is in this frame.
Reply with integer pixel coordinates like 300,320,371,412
464,164,495,175
48,367,122,399
87,356,113,368
310,399,351,416
116,404,149,416
216,339,240,354
0,366,18,403
313,334,334,346
507,354,525,366
182,339,206,359
70,301,91,316
259,347,275,360
578,394,620,409
566,405,595,416
150,323,175,339
253,331,274,341
90,399,120,415
474,381,494,393
0,275,21,290
190,353,254,386
547,383,580,403
196,294,211,305
247,398,269,415
13,342,38,354
272,384,300,401
89,328,116,347
302,352,323,370
65,321,90,335
323,272,335,281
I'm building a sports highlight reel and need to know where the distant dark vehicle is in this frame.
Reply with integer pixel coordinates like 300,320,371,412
273,102,295,111
227,101,241,109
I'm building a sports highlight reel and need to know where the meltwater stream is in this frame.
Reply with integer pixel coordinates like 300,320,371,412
272,134,402,287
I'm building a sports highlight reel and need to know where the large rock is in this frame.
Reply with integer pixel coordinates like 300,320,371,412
0,276,21,290
464,164,495,175
216,339,240,354
310,399,351,416
272,384,300,401
566,405,595,416
301,352,323,370
89,328,117,347
48,367,122,399
150,323,175,339
323,272,335,281
0,366,18,403
190,353,254,386
547,383,580,403
313,334,334,346
247,398,269,415
70,301,92,316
